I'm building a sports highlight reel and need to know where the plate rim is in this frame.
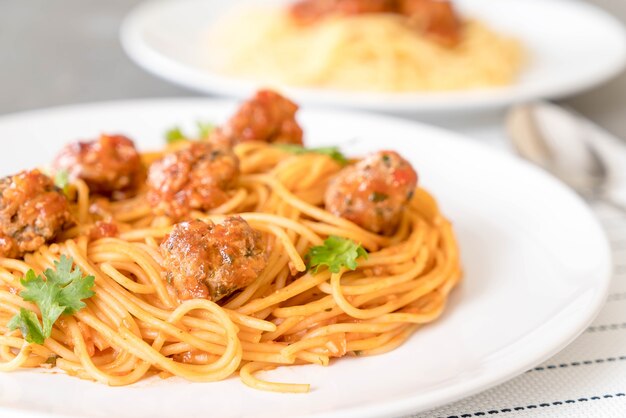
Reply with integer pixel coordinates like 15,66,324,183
119,0,626,112
0,98,614,418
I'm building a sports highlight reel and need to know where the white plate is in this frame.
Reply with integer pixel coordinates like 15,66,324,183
0,99,612,418
120,0,626,113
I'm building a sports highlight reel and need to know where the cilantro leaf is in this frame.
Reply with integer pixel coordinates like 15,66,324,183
7,308,46,345
165,126,186,144
306,236,368,274
56,272,95,314
274,144,348,166
197,121,215,139
7,255,95,345
54,169,70,195
165,121,216,144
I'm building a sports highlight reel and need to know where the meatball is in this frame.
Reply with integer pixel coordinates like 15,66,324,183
290,0,395,24
0,170,73,258
53,134,143,199
147,142,239,219
290,0,460,47
398,0,461,47
160,217,267,301
210,90,303,147
325,151,417,235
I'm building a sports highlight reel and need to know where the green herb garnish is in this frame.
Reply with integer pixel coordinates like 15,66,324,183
165,121,216,144
381,154,391,166
197,121,215,139
54,169,70,195
275,144,348,166
305,236,368,274
7,256,95,345
369,192,388,202
44,354,58,366
165,126,186,144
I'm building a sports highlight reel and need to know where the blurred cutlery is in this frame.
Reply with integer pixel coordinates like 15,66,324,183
506,101,626,213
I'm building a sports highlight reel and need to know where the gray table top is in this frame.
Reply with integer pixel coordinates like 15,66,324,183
1,0,625,137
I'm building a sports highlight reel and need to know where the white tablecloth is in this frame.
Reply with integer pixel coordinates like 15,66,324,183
409,122,626,418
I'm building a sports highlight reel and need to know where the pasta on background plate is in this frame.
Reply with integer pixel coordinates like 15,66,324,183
209,0,525,92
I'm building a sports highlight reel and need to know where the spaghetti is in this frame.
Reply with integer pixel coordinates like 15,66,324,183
209,6,525,92
0,122,461,393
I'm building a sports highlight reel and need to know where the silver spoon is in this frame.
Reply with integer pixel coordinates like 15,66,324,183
506,101,626,213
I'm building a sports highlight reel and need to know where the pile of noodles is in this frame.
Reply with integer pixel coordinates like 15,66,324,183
209,8,524,92
0,141,461,392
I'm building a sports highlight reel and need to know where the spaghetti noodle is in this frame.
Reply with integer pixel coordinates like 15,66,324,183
0,118,461,393
209,5,524,92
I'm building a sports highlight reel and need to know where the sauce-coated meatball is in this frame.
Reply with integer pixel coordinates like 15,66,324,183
147,142,239,219
325,151,417,235
399,0,460,47
160,217,267,301
291,0,394,24
290,0,460,47
0,170,73,258
211,90,303,147
53,134,143,199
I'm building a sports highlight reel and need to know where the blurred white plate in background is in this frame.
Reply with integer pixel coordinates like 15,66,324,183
0,99,612,417
120,0,626,113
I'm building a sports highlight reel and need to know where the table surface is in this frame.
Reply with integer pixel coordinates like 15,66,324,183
1,0,625,138
1,1,626,417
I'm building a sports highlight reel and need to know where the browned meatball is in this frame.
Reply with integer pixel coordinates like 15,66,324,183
325,151,417,235
290,0,460,47
0,170,73,258
53,134,143,199
160,217,267,301
290,0,395,24
398,0,461,47
147,142,239,219
210,90,303,147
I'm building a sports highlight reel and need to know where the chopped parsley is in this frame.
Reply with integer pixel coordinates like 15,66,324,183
7,256,95,345
305,236,368,274
165,121,216,144
274,144,348,166
369,192,388,202
44,354,58,366
197,121,215,139
381,154,391,167
54,169,70,195
165,126,186,144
